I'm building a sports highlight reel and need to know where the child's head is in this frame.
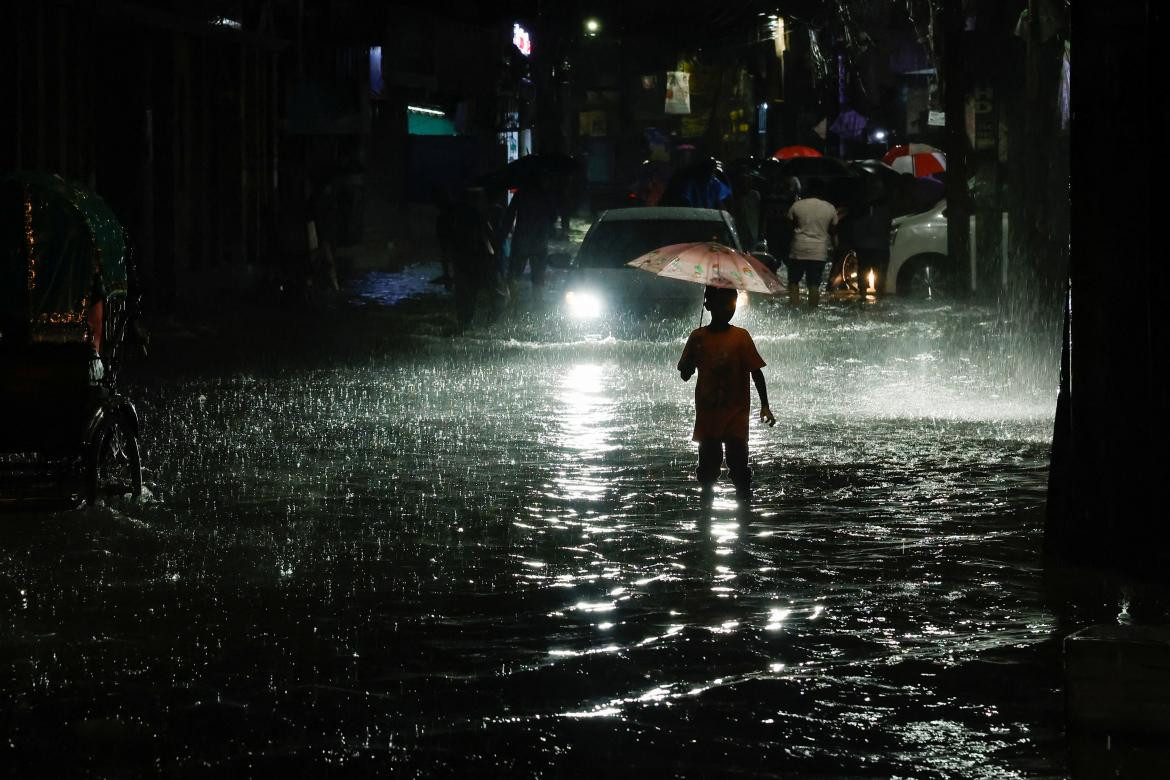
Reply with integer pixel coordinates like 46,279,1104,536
704,286,738,324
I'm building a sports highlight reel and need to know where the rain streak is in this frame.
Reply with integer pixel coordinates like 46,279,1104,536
2,277,1064,776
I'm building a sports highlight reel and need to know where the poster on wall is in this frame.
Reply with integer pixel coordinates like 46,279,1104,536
665,71,690,115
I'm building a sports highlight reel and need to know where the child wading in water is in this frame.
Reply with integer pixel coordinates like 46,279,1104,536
677,286,776,502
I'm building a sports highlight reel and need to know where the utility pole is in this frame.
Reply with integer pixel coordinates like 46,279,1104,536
942,0,970,293
837,53,846,158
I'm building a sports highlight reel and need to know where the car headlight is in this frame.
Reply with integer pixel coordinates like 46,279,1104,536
889,225,899,245
565,290,603,319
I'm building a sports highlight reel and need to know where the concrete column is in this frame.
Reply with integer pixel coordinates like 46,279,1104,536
1046,0,1165,570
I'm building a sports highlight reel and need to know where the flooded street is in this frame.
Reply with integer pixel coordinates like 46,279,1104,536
2,275,1067,776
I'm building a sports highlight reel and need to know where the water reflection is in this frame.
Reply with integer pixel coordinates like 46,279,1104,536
2,298,1072,776
553,362,616,502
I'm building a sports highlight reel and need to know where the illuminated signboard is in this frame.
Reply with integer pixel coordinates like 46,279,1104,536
513,23,532,57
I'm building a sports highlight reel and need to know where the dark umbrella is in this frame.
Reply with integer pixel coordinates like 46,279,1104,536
847,162,892,205
778,156,855,179
778,156,860,207
726,157,763,176
479,154,579,189
904,175,944,213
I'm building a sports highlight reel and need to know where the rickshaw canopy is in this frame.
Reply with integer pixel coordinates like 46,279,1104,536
1,172,127,336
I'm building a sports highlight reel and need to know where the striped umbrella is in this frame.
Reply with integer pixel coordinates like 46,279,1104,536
881,143,939,164
892,151,945,177
882,144,946,177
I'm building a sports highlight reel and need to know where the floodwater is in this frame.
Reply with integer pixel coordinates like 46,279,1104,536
2,272,1069,777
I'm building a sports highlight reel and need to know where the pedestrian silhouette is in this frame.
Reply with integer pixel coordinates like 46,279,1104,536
500,174,557,299
447,187,502,330
677,286,775,503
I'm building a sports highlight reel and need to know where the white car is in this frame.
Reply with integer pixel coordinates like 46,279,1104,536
885,197,1013,297
885,199,953,297
563,207,747,319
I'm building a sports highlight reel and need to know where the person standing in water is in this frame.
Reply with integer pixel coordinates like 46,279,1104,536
785,179,838,309
500,173,557,303
677,286,776,502
447,187,503,331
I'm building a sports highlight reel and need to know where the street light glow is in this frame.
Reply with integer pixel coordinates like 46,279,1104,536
584,18,601,36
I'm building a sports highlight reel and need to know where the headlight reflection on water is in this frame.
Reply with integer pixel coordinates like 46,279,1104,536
565,290,603,319
554,362,616,501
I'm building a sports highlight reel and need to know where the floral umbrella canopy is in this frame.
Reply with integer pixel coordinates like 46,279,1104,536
628,241,785,294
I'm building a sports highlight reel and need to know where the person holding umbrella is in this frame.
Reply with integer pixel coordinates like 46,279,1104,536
624,240,784,502
677,286,776,503
499,171,558,302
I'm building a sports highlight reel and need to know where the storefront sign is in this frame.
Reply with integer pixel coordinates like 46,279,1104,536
972,86,996,150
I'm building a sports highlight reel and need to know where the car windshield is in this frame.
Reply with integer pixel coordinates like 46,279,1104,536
576,218,734,268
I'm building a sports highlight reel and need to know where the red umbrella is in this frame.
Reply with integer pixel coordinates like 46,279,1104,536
881,143,938,165
882,144,946,177
891,152,945,178
772,145,823,160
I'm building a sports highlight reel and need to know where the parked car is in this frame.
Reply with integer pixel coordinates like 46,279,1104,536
885,198,955,297
563,207,750,319
848,159,944,219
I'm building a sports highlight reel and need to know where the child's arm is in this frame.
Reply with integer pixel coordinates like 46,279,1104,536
751,368,776,426
678,334,697,381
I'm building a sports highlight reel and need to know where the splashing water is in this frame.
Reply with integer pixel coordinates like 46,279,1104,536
1,289,1065,776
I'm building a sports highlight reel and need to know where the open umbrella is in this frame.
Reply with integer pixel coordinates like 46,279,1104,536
773,145,823,160
904,174,945,212
881,143,938,165
478,153,579,189
882,145,946,177
628,241,785,294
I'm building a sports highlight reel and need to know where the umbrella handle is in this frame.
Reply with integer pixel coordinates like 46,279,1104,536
698,302,704,328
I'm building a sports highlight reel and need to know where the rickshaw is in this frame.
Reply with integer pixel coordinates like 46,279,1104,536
0,172,143,506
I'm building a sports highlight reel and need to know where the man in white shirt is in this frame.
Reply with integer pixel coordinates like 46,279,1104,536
785,179,839,308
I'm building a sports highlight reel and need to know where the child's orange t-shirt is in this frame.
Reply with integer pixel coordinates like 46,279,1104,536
677,324,766,442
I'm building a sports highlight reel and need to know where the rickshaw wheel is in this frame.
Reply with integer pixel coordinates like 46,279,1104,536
85,414,143,505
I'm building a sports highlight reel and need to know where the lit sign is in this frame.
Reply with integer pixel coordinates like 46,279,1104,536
513,23,532,57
